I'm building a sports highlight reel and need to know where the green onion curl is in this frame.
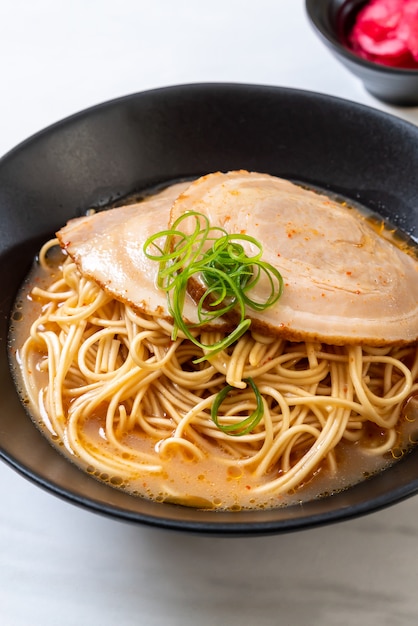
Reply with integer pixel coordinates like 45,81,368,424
143,210,284,435
143,210,283,361
211,377,264,436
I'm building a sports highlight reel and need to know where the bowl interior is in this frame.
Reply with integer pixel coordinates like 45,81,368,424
1,83,418,535
306,0,366,49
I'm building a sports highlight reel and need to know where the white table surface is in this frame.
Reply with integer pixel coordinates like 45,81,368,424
2,2,418,625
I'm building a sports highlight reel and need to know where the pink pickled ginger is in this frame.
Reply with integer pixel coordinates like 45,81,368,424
348,0,418,67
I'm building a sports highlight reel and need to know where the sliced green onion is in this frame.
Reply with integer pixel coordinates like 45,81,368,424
143,210,284,360
211,377,264,436
143,210,284,436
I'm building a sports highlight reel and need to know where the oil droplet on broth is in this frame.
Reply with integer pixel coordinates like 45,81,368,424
109,475,124,486
227,465,243,480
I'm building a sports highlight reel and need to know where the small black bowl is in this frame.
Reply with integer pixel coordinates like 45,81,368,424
306,0,418,105
1,84,418,535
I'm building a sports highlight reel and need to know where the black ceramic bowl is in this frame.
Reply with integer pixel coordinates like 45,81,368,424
306,0,418,105
1,83,418,535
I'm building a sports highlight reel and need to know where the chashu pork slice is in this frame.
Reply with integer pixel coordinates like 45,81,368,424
169,170,418,345
56,181,230,330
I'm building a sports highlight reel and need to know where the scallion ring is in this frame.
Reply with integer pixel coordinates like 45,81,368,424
143,210,284,360
211,377,264,436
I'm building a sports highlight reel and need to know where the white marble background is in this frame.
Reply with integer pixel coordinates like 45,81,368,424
1,2,418,625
